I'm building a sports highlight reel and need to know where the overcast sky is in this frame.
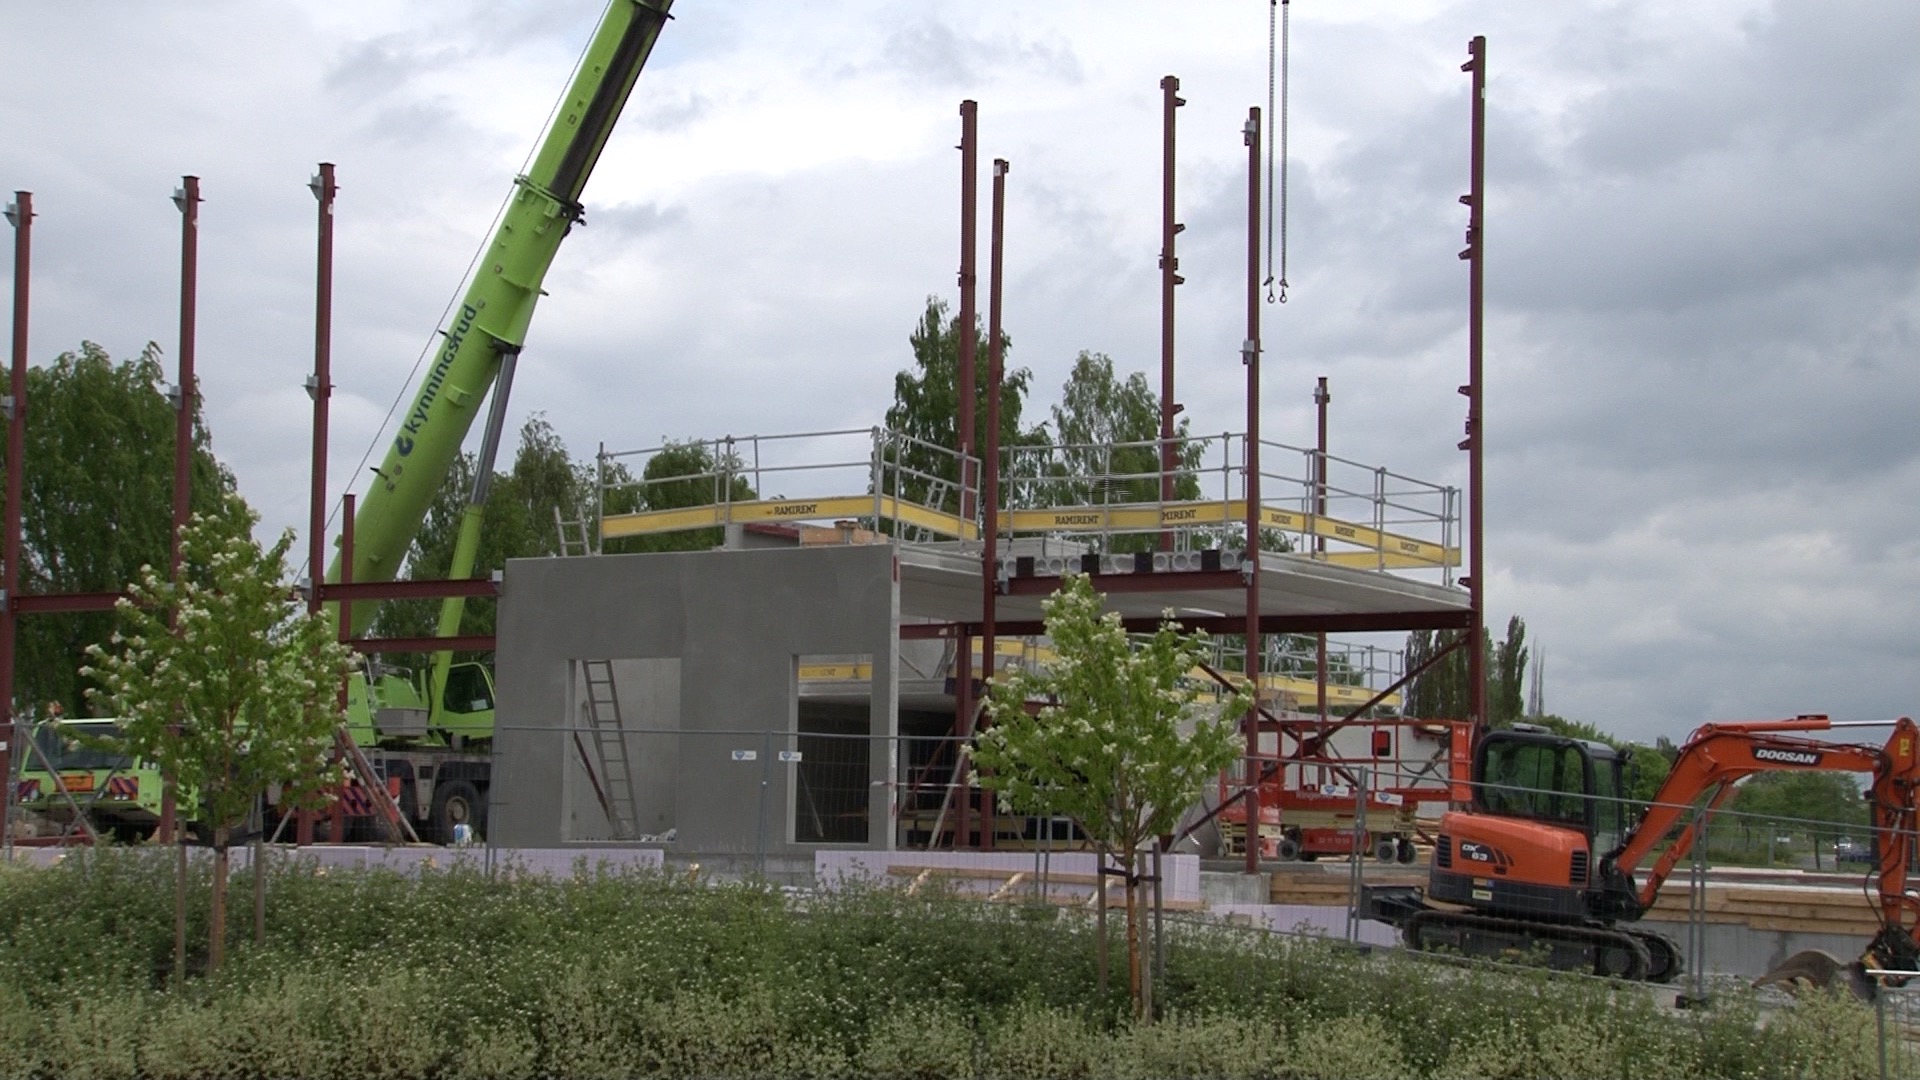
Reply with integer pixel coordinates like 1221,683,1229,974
3,1,1915,744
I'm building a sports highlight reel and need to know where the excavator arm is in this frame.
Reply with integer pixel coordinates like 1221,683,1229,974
1608,715,1920,970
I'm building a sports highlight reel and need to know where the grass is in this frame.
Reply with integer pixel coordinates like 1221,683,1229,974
0,849,1893,1079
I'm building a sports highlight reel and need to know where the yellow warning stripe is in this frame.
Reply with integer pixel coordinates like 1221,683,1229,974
1003,499,1455,567
601,495,978,541
798,662,873,682
600,496,1449,565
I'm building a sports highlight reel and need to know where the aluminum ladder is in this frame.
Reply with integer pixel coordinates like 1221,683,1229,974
553,508,595,558
577,662,639,839
552,509,639,839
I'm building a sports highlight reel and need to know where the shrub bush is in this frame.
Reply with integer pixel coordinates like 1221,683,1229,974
0,851,1887,1079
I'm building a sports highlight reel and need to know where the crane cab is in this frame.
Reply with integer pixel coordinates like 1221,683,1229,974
1430,726,1631,920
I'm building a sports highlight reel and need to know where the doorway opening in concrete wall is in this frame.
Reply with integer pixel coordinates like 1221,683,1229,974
793,655,875,844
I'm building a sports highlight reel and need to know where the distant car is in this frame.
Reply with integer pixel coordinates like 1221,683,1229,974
1834,840,1874,865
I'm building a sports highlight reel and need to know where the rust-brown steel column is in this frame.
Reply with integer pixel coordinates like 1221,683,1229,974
1461,38,1487,730
170,176,199,581
302,163,337,847
1158,76,1185,550
159,175,200,844
331,493,355,844
981,156,1009,852
308,163,336,617
0,192,33,818
957,100,979,518
1242,108,1264,875
953,100,980,848
1314,376,1330,773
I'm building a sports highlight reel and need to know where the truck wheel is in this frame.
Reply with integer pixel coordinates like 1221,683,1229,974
1275,835,1303,861
429,780,484,845
110,820,155,845
1373,836,1399,863
1396,837,1419,864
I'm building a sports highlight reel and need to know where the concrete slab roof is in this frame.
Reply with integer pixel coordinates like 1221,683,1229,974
897,546,1474,637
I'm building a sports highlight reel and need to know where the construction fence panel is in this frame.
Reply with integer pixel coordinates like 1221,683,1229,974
493,725,985,859
1876,979,1920,1080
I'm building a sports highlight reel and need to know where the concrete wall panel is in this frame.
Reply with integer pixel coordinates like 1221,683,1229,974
493,546,899,853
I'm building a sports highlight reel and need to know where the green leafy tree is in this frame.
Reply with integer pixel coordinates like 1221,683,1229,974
1489,616,1528,725
974,574,1252,1017
1733,771,1868,861
0,341,235,718
1042,351,1206,553
881,296,1045,512
1404,616,1527,725
603,439,758,555
1045,350,1203,501
81,509,356,975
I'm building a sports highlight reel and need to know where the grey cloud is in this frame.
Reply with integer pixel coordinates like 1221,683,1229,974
325,34,468,99
860,18,1083,91
1569,1,1919,174
584,201,685,239
632,89,714,133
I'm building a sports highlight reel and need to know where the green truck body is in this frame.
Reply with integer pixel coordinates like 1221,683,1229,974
15,656,498,844
13,718,170,842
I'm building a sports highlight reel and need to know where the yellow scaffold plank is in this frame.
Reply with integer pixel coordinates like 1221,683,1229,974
798,662,873,682
1319,551,1463,570
601,502,725,537
600,494,978,541
1205,668,1402,710
1003,499,1457,567
883,497,980,540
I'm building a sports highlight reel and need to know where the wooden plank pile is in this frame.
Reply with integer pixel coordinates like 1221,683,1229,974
1642,883,1882,936
885,864,1205,911
1269,872,1423,906
1268,870,1882,937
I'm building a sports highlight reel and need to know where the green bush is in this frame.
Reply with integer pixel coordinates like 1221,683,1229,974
0,851,1887,1079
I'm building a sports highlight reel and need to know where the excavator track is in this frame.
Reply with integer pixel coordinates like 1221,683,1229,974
1404,908,1682,983
1627,927,1684,984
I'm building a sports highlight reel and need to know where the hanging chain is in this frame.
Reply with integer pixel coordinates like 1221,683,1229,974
1280,0,1290,303
1264,0,1277,302
1265,0,1291,304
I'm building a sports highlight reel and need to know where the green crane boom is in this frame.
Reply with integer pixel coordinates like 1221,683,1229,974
327,0,673,638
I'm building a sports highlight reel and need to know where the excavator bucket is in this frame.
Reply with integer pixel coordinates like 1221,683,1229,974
1753,950,1877,1002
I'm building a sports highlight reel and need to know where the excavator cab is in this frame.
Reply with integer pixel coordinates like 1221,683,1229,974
1475,725,1631,858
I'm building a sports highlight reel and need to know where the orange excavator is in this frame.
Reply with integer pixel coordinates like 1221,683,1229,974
1365,715,1920,985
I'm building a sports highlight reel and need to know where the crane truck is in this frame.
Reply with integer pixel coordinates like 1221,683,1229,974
13,1,676,847
315,0,675,843
1364,714,1920,989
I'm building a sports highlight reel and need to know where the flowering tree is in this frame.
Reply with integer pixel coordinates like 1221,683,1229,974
974,574,1250,1016
82,509,357,974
